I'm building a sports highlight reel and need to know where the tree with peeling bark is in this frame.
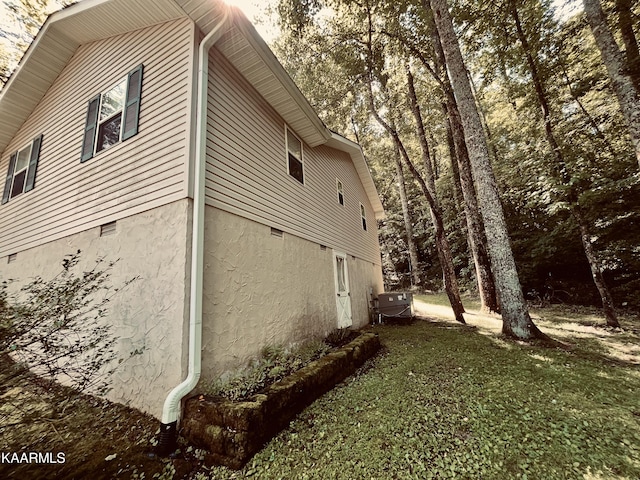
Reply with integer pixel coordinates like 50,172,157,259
583,0,640,170
428,0,544,339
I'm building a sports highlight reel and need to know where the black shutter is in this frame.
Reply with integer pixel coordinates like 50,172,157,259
2,152,17,205
24,134,43,192
122,64,143,141
81,94,100,162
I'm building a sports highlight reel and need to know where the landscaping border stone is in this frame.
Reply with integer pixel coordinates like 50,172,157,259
181,331,381,469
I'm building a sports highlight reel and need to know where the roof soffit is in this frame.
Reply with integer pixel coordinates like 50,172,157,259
0,0,185,154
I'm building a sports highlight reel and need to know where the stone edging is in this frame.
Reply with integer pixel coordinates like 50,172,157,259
181,331,381,469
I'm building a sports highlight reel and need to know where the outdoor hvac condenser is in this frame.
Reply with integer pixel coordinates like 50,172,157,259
377,292,414,320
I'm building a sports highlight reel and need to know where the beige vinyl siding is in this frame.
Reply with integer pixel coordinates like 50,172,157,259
0,18,194,258
206,47,380,265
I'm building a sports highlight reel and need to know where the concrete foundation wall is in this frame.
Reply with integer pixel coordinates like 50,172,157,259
0,200,191,418
201,207,384,380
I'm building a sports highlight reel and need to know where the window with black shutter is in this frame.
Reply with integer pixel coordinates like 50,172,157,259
81,64,143,162
2,134,43,204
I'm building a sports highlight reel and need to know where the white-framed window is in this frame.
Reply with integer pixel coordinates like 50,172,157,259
360,202,367,231
2,135,43,205
10,144,31,198
96,78,127,154
81,64,143,162
337,179,344,205
286,127,304,184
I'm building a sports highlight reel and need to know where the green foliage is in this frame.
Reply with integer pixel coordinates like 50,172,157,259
194,312,640,479
0,1,76,86
0,250,138,395
3,296,640,478
271,0,639,309
457,0,640,308
206,338,333,401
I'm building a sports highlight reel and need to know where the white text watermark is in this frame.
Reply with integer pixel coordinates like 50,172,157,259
1,452,66,464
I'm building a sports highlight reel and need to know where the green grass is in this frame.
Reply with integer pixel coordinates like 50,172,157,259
3,295,639,479
195,313,640,479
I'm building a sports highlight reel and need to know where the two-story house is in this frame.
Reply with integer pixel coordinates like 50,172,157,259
0,0,384,437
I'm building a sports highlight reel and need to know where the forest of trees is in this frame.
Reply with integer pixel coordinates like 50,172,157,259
268,0,640,337
1,0,639,339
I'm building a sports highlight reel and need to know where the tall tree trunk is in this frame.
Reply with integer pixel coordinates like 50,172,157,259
511,0,619,326
583,0,640,169
429,0,542,339
559,63,617,158
445,95,500,314
404,65,468,314
429,130,439,179
427,2,500,313
444,116,464,210
394,148,422,287
510,1,565,173
364,3,465,323
367,92,465,323
616,0,640,93
575,209,620,327
382,111,466,323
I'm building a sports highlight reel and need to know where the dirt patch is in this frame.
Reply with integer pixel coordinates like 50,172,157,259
0,356,165,479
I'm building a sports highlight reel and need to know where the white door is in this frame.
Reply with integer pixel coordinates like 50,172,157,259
333,251,352,328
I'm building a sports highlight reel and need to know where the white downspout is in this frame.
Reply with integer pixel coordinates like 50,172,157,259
157,6,232,455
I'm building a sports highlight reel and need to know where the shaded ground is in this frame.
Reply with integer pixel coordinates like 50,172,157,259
414,294,640,365
0,355,167,479
2,296,639,479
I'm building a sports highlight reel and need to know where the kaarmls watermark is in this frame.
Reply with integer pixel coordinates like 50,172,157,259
1,452,65,464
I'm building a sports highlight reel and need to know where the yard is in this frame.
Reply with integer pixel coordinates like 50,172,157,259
2,294,639,479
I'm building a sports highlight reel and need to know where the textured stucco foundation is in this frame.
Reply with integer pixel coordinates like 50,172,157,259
201,206,384,381
0,199,191,418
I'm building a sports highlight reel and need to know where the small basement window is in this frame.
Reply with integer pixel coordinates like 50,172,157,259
360,203,367,231
286,127,304,184
271,227,283,237
7,253,17,264
337,179,344,206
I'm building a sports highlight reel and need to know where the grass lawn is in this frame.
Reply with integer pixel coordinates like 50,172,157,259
2,294,640,479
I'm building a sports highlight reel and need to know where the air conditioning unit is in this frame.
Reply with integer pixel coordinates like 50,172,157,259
377,292,414,321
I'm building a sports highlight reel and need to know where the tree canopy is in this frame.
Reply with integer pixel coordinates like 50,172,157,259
1,0,638,335
271,0,640,332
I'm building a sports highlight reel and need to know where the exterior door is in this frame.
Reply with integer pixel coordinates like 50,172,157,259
333,251,352,328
